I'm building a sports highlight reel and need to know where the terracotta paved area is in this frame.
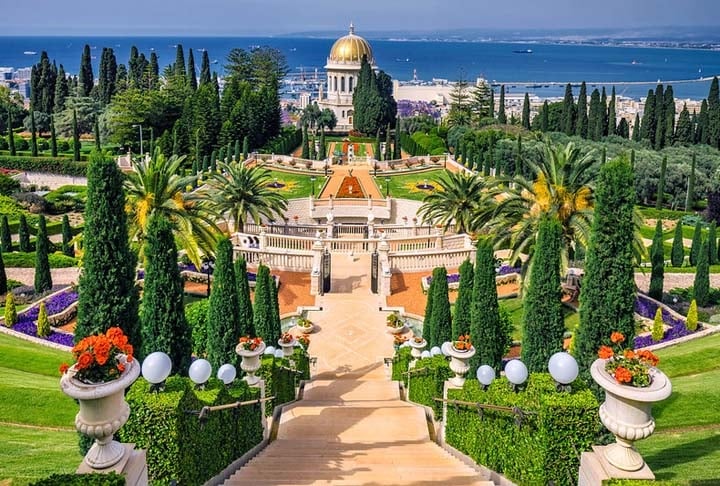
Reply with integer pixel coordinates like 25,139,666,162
318,165,383,200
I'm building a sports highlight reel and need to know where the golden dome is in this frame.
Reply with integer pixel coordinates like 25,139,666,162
328,23,374,64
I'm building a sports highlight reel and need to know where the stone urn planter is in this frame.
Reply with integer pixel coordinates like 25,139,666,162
295,320,314,334
386,323,406,334
590,358,672,472
60,357,140,469
278,336,297,357
442,342,476,387
408,338,427,361
236,341,266,386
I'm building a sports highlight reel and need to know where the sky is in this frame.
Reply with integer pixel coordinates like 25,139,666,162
2,0,720,36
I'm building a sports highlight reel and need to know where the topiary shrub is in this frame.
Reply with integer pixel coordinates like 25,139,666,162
36,302,50,337
392,346,412,385
686,299,698,332
407,354,452,419
4,292,17,327
185,299,210,357
29,472,125,485
652,308,665,342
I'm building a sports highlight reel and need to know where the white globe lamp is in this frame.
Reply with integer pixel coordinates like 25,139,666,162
141,351,172,391
189,359,212,387
420,350,431,359
264,345,276,355
504,359,528,390
476,365,496,390
430,346,442,356
548,352,579,391
217,364,237,385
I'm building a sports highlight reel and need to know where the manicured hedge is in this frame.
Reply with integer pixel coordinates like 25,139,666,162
30,473,125,486
603,481,688,486
120,376,262,485
0,155,88,176
445,374,598,486
257,347,309,415
407,354,452,419
1,251,77,268
44,185,88,213
392,346,412,385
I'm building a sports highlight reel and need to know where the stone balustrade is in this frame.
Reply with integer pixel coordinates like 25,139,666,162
234,247,314,272
388,249,475,272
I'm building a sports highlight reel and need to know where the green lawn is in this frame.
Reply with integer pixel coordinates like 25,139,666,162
0,333,79,485
635,333,720,482
495,297,578,341
264,169,327,199
378,169,448,201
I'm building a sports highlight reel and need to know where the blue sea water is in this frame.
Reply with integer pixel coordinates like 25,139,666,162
2,36,720,100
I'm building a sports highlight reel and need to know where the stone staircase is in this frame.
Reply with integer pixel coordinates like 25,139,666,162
223,379,495,485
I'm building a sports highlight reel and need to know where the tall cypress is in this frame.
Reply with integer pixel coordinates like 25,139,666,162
642,89,657,146
174,44,186,81
709,222,718,266
76,152,139,346
233,139,240,162
541,100,549,132
576,82,588,138
33,215,52,294
30,110,38,157
61,214,73,257
648,219,665,301
497,85,507,124
50,115,57,157
697,99,710,144
0,249,6,295
690,220,703,266
708,77,720,148
561,83,575,135
632,113,641,142
574,157,636,374
234,257,254,337
422,268,438,345
78,44,94,97
7,111,16,156
140,215,191,374
600,87,608,136
686,153,696,211
393,118,401,159
429,267,452,348
18,215,30,252
671,220,685,267
268,272,281,342
522,215,564,372
453,259,474,338
521,93,531,130
319,128,327,160
694,238,710,307
607,87,617,136
72,109,80,161
54,64,69,112
470,239,505,373
675,103,693,144
664,85,675,145
654,84,665,149
656,156,667,209
199,51,211,86
187,48,198,91
207,237,241,368
0,216,11,252
242,135,249,161
94,117,101,151
587,89,602,141
252,264,274,342
301,125,309,159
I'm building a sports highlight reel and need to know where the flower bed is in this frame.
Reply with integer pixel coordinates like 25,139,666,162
335,176,366,198
421,271,519,293
4,289,77,347
633,293,697,348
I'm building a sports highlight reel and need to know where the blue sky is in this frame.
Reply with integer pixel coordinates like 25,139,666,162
2,0,720,35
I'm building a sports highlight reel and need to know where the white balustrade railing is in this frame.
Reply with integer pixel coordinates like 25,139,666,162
234,248,314,272
442,234,469,250
387,236,437,252
264,234,315,252
388,249,475,272
335,224,368,236
327,239,377,254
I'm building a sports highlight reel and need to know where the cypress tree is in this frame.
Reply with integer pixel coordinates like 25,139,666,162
4,292,17,327
301,125,309,159
601,147,607,165
642,89,656,146
242,136,249,161
675,104,692,144
453,259,474,338
30,110,38,157
686,299,699,331
541,100,549,132
234,257,254,337
1,216,11,252
187,48,197,91
664,85,675,145
694,238,710,307
253,264,274,342
429,267,452,348
394,118,401,159
587,89,602,141
34,215,52,293
489,88,495,119
36,302,50,337
690,220,703,266
268,272,281,342
697,100,710,144
522,215,564,372
576,82,588,138
651,308,664,342
94,117,101,151
632,113,641,142
50,115,57,157
608,87,617,136
233,139,240,162
686,153,696,211
656,156,667,209
7,111,16,156
374,130,381,161
709,222,718,266
574,157,636,375
561,83,575,135
654,84,666,149
60,214,73,257
174,44,186,80
470,239,505,373
309,135,316,160
497,85,507,124
210,150,217,172
708,77,720,147
54,64,69,112
671,220,685,267
139,215,191,373
72,109,80,162
18,215,30,252
76,152,139,345
78,44,94,97
384,125,392,161
0,248,6,295
422,268,438,344
207,237,241,369
648,219,665,301
521,93,531,130
199,50,211,86
600,87,608,136
202,155,209,173
319,128,327,160
617,118,630,139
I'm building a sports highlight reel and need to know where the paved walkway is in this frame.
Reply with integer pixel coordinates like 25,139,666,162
318,165,384,200
225,254,495,485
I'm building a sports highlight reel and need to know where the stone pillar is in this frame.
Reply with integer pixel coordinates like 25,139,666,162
76,446,148,486
412,218,418,237
259,228,267,250
310,237,324,296
378,236,391,296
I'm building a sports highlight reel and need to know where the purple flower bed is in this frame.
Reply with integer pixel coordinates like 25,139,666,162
633,293,694,348
9,290,78,348
425,273,461,286
497,264,520,276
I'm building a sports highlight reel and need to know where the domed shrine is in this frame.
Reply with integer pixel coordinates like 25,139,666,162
318,23,377,132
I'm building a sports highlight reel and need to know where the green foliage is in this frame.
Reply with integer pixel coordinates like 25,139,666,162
470,239,505,372
76,152,139,347
445,374,598,486
522,215,564,372
120,376,262,485
693,238,710,307
1,215,11,252
45,185,87,214
253,264,276,343
4,292,17,326
429,267,452,347
575,158,636,375
207,237,240,369
36,302,50,337
0,251,77,268
140,215,192,373
602,481,687,486
30,473,125,486
709,222,718,265
0,155,87,176
670,220,685,267
256,352,306,415
407,355,452,419
391,347,412,385
453,259,474,337
352,55,396,135
18,214,30,252
0,173,20,196
234,257,254,336
185,299,210,357
686,299,698,332
652,308,665,342
690,221,703,266
422,266,437,342
61,215,73,257
0,249,5,295
34,216,52,293
649,219,665,300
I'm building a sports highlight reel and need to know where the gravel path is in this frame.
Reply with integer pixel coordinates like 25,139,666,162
635,271,720,293
5,267,81,286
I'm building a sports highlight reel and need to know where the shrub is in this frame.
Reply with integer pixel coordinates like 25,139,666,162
4,292,17,326
44,185,87,214
652,308,665,342
185,299,210,357
407,354,452,419
0,155,88,176
30,472,125,486
686,299,698,331
0,173,20,196
256,353,304,415
392,346,412,385
445,374,598,486
0,251,77,268
120,376,262,485
36,302,50,337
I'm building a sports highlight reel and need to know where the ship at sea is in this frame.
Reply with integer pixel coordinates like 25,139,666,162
513,49,533,54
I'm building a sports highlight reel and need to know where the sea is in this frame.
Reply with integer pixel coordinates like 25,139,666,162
2,36,720,100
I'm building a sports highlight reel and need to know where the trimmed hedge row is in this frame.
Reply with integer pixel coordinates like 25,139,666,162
0,155,88,175
119,376,263,485
30,473,125,486
603,481,689,486
391,346,412,385
445,374,599,486
1,251,77,268
257,348,310,415
407,354,452,419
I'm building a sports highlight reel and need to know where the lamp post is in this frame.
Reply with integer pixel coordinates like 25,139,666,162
310,176,316,197
132,124,143,158
385,177,391,198
200,256,215,296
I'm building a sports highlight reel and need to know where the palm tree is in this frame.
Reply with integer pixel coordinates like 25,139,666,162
418,171,492,234
125,150,219,268
205,162,288,233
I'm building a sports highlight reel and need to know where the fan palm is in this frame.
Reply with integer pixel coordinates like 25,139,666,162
417,171,493,234
125,151,219,268
205,162,288,233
